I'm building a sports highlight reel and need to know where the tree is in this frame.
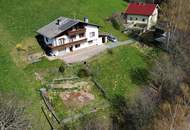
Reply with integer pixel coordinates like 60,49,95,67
59,64,65,74
0,94,30,130
158,0,190,86
141,83,190,130
111,90,157,130
109,12,125,31
77,68,91,78
148,54,185,101
160,0,190,52
144,96,190,130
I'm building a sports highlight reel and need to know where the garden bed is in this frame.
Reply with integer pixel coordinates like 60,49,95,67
47,79,107,119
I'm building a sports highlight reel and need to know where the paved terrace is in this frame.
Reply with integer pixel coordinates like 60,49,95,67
46,39,135,64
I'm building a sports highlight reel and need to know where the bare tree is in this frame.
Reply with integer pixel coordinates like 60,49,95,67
71,112,113,130
148,54,185,101
159,0,190,82
160,0,190,51
143,96,190,130
0,94,30,130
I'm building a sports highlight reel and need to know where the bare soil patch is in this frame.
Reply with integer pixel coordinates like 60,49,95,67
52,80,96,107
59,91,95,107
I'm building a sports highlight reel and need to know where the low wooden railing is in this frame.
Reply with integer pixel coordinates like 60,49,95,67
67,28,86,36
48,38,87,51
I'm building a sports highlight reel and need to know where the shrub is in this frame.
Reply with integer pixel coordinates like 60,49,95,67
59,64,65,74
77,68,91,78
107,48,113,55
16,44,26,51
111,18,120,30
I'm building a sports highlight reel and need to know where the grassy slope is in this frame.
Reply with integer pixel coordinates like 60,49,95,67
0,0,127,129
0,0,127,41
90,46,149,100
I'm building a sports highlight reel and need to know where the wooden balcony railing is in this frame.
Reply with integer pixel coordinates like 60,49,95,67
67,28,86,36
48,38,87,51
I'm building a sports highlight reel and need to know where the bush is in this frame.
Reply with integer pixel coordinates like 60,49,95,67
59,64,65,74
77,68,91,78
16,44,26,51
111,18,121,30
107,48,113,55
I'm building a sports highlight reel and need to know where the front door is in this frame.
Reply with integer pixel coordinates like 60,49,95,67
102,37,105,43
69,46,73,52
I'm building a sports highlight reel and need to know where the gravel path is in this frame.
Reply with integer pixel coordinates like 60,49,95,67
107,39,135,49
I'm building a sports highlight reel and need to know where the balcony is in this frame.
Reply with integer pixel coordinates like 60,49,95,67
48,38,87,51
67,28,86,36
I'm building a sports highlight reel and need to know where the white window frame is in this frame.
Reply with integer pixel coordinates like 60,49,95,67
89,32,95,38
59,38,65,45
79,33,85,38
75,44,80,48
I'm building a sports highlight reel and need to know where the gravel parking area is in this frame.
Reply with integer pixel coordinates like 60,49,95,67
60,44,107,63
46,39,135,64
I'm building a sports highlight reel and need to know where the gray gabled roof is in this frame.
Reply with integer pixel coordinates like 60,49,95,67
37,17,79,39
37,16,100,39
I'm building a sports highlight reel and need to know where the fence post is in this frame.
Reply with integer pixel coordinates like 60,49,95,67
41,107,55,130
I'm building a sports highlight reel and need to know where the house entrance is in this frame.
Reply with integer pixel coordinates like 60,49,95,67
69,46,73,52
102,37,106,43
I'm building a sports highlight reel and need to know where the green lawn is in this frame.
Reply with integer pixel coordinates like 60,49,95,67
0,0,127,41
90,46,151,100
0,0,128,129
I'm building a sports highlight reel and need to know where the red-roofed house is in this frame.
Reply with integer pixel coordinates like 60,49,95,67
124,3,158,30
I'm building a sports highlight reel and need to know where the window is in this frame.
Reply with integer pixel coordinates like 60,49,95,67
142,18,145,22
136,17,138,20
79,33,85,38
71,35,76,40
46,38,49,42
59,38,65,44
130,17,133,20
75,44,80,48
89,32,95,38
88,40,93,44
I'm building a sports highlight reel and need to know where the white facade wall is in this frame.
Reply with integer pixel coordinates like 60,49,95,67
85,25,102,45
43,24,102,56
147,8,158,29
127,15,149,24
85,25,98,41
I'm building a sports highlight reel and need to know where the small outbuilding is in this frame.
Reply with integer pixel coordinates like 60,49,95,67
124,3,158,31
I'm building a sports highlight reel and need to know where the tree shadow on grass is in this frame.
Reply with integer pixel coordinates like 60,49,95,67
129,68,149,86
110,95,135,130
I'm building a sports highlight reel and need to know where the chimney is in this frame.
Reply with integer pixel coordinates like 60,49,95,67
84,17,89,23
56,19,61,25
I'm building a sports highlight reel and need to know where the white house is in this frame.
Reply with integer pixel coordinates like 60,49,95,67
37,17,103,56
124,3,158,30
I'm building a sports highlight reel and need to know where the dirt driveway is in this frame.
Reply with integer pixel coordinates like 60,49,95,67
60,44,107,63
